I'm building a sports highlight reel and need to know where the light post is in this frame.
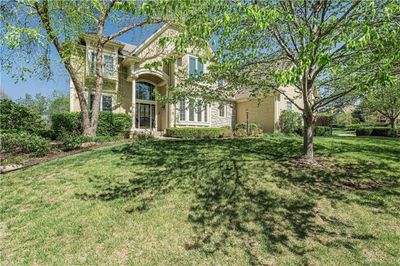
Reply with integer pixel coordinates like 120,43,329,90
246,109,249,136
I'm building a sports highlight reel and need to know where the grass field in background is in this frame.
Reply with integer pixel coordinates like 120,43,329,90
1,136,399,265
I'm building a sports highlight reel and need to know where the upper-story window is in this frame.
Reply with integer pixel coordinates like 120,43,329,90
286,101,293,111
189,56,204,78
88,50,116,79
136,81,155,101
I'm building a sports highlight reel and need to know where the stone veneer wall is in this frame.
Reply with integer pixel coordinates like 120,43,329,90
210,102,237,128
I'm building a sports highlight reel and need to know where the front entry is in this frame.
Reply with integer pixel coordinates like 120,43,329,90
136,103,156,129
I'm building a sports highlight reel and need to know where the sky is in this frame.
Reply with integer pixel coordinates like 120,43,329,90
0,24,161,100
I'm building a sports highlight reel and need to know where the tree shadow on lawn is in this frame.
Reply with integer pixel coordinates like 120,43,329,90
76,138,398,264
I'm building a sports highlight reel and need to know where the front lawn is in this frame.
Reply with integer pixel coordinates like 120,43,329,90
1,136,399,265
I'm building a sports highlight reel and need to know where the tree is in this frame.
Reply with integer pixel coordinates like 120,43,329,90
1,0,184,136
172,0,399,161
361,82,400,128
16,90,69,120
17,93,47,117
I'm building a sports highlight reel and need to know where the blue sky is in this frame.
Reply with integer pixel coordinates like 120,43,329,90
0,24,161,100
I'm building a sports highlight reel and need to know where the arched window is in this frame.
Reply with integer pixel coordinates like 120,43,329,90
136,82,155,101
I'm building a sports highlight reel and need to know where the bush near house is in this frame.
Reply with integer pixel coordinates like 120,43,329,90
356,127,398,137
166,127,230,139
51,112,131,138
1,131,51,156
279,110,303,135
315,113,334,126
234,123,263,137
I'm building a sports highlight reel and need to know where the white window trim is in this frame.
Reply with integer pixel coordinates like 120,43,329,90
86,47,117,80
88,92,114,112
177,99,211,126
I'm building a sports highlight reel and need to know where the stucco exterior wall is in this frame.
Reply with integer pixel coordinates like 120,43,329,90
236,96,276,132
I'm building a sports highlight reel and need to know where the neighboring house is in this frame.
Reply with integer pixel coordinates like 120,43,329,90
70,24,303,134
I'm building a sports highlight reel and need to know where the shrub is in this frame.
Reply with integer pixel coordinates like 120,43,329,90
51,112,131,138
371,127,398,137
130,131,155,141
51,112,82,137
61,136,84,151
234,123,263,137
279,111,302,135
97,112,131,136
334,113,353,128
355,127,373,136
314,126,331,136
61,135,122,151
355,127,398,137
0,99,46,133
166,127,229,139
1,131,51,156
36,128,57,140
315,113,334,126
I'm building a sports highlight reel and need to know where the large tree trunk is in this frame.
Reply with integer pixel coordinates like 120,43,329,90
390,118,397,129
303,113,314,161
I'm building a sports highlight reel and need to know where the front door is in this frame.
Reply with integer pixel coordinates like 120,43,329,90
136,103,156,129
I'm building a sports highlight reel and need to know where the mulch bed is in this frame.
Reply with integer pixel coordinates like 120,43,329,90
0,140,130,174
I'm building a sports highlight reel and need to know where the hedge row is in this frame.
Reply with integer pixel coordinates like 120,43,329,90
166,127,230,139
51,112,131,138
355,127,399,137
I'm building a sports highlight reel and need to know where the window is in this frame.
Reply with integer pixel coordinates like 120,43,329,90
176,57,182,67
188,56,204,78
89,93,113,111
189,99,195,121
102,95,112,111
179,99,186,121
218,103,225,117
286,101,293,111
104,55,114,78
136,82,155,101
88,51,115,78
204,103,208,122
179,99,208,123
197,100,202,122
89,52,96,75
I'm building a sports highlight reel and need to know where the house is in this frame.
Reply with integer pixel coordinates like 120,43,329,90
69,24,303,134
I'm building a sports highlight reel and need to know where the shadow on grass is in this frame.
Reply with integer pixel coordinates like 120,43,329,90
76,137,399,264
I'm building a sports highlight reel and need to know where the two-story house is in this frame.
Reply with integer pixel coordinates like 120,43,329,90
69,24,303,134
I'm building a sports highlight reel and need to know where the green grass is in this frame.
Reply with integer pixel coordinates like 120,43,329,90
1,136,399,265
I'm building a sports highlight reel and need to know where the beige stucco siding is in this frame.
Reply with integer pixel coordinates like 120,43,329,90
236,96,276,132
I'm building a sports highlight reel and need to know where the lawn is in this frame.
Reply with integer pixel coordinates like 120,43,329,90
1,136,399,265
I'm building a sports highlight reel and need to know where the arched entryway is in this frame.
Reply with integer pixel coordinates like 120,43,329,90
133,70,169,132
